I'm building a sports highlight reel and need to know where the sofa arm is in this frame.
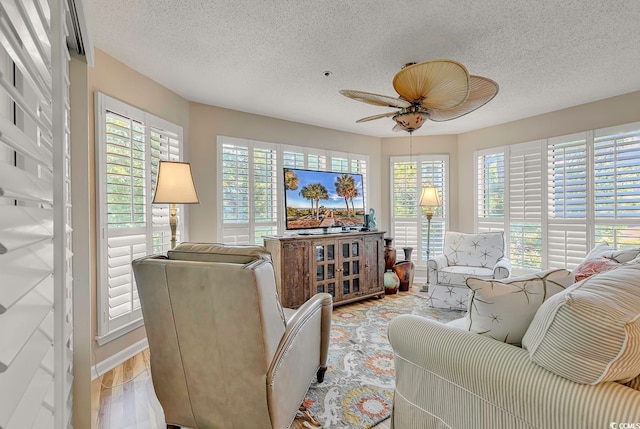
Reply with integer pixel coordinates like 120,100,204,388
427,254,448,271
388,315,640,429
493,258,511,279
266,293,332,429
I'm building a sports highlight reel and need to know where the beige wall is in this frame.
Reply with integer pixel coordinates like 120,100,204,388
188,103,382,241
379,135,458,233
87,49,191,363
70,53,91,429
457,90,640,233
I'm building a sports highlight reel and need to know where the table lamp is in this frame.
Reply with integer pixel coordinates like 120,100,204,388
419,185,440,292
152,161,199,249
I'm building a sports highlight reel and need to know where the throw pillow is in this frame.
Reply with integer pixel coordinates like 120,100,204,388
522,263,640,385
464,269,574,345
573,257,620,282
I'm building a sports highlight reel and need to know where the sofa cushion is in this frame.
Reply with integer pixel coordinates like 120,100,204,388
522,263,640,384
443,231,505,268
168,242,271,264
464,269,573,345
437,266,494,287
573,256,620,282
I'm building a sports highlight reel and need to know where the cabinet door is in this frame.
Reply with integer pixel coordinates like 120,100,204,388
281,241,310,308
364,235,384,294
312,239,338,300
337,237,365,301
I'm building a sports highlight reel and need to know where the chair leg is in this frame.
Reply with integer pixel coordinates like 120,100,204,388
316,366,328,383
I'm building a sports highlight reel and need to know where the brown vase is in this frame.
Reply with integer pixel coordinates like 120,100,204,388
384,237,396,271
402,247,416,289
393,261,412,291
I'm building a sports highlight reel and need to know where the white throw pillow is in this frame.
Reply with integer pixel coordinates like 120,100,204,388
464,269,573,345
522,263,640,384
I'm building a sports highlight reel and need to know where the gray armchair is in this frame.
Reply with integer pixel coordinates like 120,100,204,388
132,243,332,429
427,231,511,310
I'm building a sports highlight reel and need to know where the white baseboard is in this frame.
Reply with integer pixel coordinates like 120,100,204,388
91,337,149,380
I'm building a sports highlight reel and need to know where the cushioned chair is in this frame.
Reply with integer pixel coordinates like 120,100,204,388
427,231,511,310
132,243,332,429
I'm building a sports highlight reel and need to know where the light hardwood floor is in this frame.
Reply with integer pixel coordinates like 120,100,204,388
91,291,417,428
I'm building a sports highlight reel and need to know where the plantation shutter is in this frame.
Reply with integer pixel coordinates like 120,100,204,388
593,122,640,248
509,141,543,270
391,159,419,253
218,137,368,243
0,0,73,427
149,120,182,253
252,145,278,243
546,133,588,269
475,149,506,233
96,94,184,342
391,155,448,266
420,158,447,262
96,97,147,339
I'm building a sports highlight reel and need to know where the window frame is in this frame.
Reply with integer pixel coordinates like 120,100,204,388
95,92,184,345
474,121,640,273
216,136,369,244
389,154,450,267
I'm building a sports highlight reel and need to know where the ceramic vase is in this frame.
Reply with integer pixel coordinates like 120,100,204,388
403,247,416,290
383,271,400,295
393,261,412,291
383,237,396,271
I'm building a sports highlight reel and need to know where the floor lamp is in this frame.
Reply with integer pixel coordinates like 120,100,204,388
419,185,440,292
152,161,199,249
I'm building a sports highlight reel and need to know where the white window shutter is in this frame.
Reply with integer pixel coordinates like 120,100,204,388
509,141,543,270
95,94,183,342
390,155,448,265
475,149,506,233
0,0,73,426
546,133,588,269
218,137,368,243
593,122,640,248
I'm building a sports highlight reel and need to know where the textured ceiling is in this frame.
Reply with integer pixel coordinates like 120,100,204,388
87,0,640,137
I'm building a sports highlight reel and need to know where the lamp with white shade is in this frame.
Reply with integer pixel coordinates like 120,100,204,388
152,161,199,249
419,185,440,292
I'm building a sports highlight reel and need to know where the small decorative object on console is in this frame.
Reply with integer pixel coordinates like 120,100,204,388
368,208,378,231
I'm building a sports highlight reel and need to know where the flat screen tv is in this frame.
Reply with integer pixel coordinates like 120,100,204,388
284,168,365,230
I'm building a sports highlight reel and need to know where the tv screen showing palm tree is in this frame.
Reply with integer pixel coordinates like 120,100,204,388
284,168,365,230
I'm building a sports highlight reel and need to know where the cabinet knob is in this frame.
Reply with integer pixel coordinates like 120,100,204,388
365,264,369,268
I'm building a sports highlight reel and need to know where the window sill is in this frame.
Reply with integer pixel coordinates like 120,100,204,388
96,318,145,346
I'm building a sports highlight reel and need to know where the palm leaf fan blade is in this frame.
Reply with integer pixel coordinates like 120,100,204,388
339,90,411,108
356,111,398,123
429,75,499,122
393,59,470,109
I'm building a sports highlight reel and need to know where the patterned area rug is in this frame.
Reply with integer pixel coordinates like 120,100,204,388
303,293,462,428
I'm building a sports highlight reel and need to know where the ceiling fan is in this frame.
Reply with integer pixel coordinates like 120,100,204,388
340,59,498,133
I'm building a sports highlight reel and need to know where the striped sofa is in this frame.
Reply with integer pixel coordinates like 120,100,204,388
388,315,640,428
388,258,640,429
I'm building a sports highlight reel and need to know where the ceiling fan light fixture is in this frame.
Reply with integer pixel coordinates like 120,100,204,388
393,109,429,133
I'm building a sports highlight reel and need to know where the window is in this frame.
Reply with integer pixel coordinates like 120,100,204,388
390,155,448,265
474,121,640,272
475,149,506,233
217,136,368,244
593,123,640,249
509,141,543,270
95,93,183,344
546,133,588,269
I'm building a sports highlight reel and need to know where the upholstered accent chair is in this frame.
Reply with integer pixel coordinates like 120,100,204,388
427,231,511,310
132,243,332,429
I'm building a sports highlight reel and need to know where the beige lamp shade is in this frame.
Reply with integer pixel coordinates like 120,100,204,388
152,161,199,204
419,185,440,208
